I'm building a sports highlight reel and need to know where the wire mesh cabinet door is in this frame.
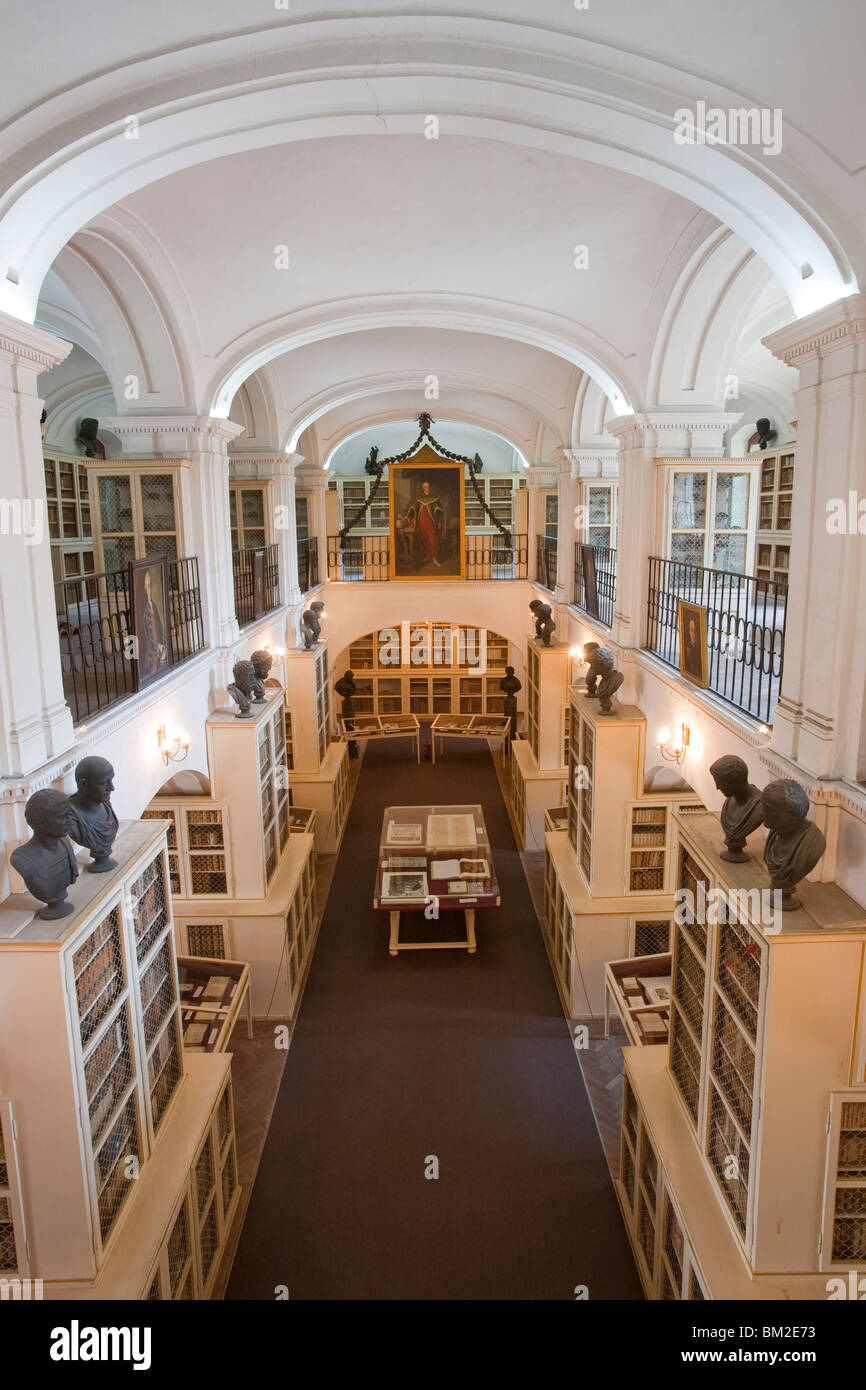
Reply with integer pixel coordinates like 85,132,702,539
820,1092,866,1273
0,1100,30,1279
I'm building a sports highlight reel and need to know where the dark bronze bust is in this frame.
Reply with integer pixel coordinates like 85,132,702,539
529,599,555,646
593,648,624,714
250,650,274,696
334,669,357,716
760,779,826,910
11,790,79,919
709,754,764,862
582,642,604,696
302,600,325,650
67,755,119,872
499,665,521,741
227,659,257,719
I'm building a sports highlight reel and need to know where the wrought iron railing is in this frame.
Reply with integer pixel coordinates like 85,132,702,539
327,534,529,581
573,543,617,626
297,536,319,592
536,533,557,590
646,556,786,725
56,556,206,724
232,542,280,627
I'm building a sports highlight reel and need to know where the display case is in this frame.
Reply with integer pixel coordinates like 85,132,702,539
174,834,318,1018
604,953,672,1047
339,713,421,761
430,713,511,760
373,805,499,912
177,957,252,1053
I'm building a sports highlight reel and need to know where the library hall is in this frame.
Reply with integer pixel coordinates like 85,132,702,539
1,0,866,1324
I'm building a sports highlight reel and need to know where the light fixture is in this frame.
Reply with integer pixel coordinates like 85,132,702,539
659,723,690,765
157,725,189,766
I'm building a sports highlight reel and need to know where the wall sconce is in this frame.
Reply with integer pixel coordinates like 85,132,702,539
659,723,690,765
157,725,189,766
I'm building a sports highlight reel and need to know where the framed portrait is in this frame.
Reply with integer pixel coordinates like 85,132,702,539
677,600,708,688
129,555,172,689
389,448,465,580
580,543,599,617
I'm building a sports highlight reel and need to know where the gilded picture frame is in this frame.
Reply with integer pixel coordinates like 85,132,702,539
389,449,465,581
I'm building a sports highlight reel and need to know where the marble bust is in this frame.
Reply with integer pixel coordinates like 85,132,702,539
227,659,257,719
709,754,764,862
67,755,120,872
760,779,826,910
10,789,79,919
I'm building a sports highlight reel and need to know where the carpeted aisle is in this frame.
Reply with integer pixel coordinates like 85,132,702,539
226,736,643,1300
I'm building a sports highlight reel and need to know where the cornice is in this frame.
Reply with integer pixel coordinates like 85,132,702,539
0,309,72,372
763,293,866,365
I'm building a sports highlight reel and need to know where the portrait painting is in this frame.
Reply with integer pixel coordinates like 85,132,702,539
389,451,465,580
130,555,171,689
677,600,708,688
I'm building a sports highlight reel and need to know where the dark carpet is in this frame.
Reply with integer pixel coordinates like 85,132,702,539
226,736,643,1300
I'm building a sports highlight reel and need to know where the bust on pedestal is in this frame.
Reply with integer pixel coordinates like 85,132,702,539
760,779,827,910
592,649,624,714
335,669,359,758
709,755,764,862
227,660,257,719
301,601,325,650
529,599,555,647
67,756,120,872
10,790,79,919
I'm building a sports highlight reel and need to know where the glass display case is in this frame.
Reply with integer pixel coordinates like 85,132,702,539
176,957,252,1054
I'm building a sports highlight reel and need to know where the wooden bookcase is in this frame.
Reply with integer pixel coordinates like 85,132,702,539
205,690,290,898
660,811,866,1277
0,821,238,1296
343,625,511,718
141,800,231,898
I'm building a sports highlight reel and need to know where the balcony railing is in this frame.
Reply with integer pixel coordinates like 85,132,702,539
535,534,557,590
646,556,786,725
327,534,528,581
56,556,206,724
297,536,320,592
233,542,280,627
573,543,617,627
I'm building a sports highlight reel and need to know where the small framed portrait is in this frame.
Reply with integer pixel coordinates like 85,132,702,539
677,600,708,688
381,871,429,901
580,544,599,618
389,447,465,580
129,556,172,689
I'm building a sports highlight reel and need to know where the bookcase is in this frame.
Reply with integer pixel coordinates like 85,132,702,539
141,800,231,898
646,810,866,1281
755,445,794,591
0,820,238,1296
283,644,331,774
525,638,570,770
205,690,290,898
343,625,511,718
173,834,318,1018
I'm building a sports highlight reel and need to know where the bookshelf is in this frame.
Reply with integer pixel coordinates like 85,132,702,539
342,625,511,718
0,821,238,1296
141,801,231,898
205,690,290,898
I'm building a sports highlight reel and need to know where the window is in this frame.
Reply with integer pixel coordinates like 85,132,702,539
229,484,268,551
585,483,617,551
668,469,752,572
94,470,180,573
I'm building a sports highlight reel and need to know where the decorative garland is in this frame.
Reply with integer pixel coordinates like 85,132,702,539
338,413,513,545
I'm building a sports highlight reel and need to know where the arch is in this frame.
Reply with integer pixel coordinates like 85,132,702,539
0,19,857,326
322,415,530,474
206,297,637,421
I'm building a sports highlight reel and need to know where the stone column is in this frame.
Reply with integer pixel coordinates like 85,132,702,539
104,415,244,653
763,294,866,779
230,452,303,608
554,450,579,605
606,414,659,658
0,311,75,774
304,467,330,595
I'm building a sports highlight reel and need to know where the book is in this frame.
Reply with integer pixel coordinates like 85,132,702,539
201,974,232,1004
386,821,423,845
388,855,427,869
638,976,672,1006
381,870,429,901
430,857,489,880
427,813,476,848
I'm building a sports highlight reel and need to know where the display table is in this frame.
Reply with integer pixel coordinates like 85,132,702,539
430,713,511,762
288,806,317,835
603,952,672,1046
177,956,253,1051
373,804,500,955
340,713,421,763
